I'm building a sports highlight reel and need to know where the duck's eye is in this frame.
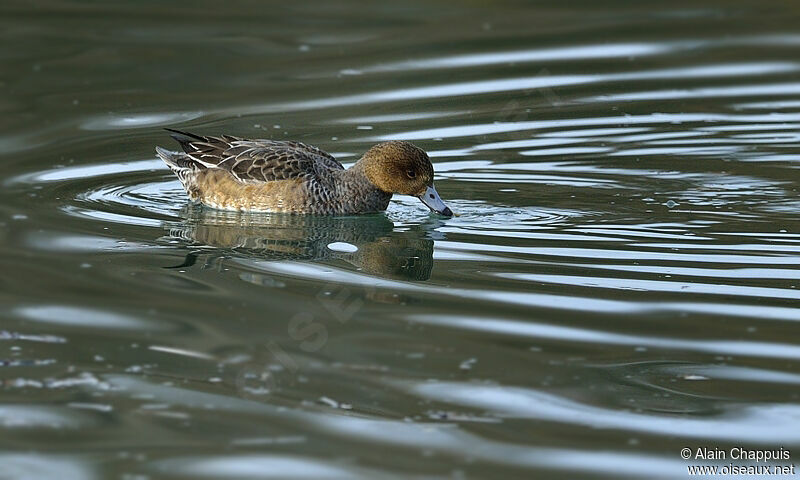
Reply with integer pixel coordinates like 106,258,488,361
406,170,416,179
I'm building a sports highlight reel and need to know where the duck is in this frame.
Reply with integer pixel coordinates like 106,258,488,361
156,129,452,216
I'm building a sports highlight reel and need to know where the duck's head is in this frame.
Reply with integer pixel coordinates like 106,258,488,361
362,141,452,217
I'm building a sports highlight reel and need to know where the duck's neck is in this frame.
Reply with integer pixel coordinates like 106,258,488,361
337,160,392,214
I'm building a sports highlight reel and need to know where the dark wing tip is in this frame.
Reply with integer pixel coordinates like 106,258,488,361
164,128,206,153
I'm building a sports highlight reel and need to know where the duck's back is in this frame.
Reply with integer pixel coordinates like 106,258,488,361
157,130,347,213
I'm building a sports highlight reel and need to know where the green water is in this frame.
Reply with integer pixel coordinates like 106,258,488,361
2,1,800,478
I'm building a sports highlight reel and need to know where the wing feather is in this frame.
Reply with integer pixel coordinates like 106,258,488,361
166,129,343,183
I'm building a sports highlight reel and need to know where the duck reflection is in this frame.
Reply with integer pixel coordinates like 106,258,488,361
167,205,438,280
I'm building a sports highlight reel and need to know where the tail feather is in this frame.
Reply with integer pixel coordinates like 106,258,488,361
158,133,208,203
156,145,207,194
164,128,207,154
156,146,198,170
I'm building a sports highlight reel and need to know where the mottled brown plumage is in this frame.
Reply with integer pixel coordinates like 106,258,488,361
156,129,452,216
168,207,435,280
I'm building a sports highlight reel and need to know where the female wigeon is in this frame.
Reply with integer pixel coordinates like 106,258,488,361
156,129,452,216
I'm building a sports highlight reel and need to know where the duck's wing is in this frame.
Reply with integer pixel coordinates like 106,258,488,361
166,129,344,183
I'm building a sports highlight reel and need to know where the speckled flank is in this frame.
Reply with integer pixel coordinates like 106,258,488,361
156,129,444,215
187,171,308,213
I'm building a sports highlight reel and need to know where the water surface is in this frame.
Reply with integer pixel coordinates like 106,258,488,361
2,1,800,478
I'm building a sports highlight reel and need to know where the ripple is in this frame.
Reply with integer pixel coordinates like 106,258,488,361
16,305,167,330
0,454,96,480
377,112,800,140
585,82,800,103
9,157,187,227
332,111,464,124
657,364,800,385
0,405,94,429
71,179,185,224
498,272,800,301
408,381,800,443
441,242,800,265
6,159,163,185
733,99,800,110
412,313,800,357
24,231,154,252
364,43,673,72
152,455,376,479
108,375,681,478
215,63,799,116
81,111,203,131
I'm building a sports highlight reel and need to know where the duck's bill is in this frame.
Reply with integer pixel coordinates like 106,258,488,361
418,185,453,217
